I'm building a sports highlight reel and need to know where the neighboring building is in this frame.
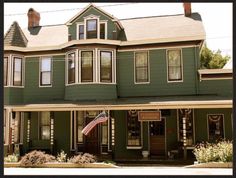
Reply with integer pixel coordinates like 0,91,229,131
3,3,232,161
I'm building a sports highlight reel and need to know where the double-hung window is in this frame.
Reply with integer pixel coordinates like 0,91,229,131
67,52,76,84
135,51,149,83
167,49,183,82
81,51,93,82
78,24,84,40
40,57,52,86
4,57,8,86
13,57,23,86
86,19,97,39
100,51,112,83
100,23,105,39
40,112,50,140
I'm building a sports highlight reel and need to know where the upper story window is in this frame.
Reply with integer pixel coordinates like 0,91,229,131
86,19,97,39
135,51,149,83
100,51,112,83
67,52,76,84
13,57,23,86
40,57,52,86
100,23,105,39
78,24,84,40
81,51,93,82
4,57,8,86
167,49,183,82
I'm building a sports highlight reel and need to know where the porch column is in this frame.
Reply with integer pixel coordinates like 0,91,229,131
182,116,187,160
27,112,31,150
50,111,54,153
9,111,16,154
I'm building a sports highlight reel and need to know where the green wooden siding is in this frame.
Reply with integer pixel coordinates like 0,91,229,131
4,88,24,105
117,47,198,97
68,7,118,40
194,108,233,142
65,84,117,100
24,56,65,103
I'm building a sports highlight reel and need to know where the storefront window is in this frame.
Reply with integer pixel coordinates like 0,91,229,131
77,111,84,143
127,110,141,146
40,112,50,140
208,114,224,142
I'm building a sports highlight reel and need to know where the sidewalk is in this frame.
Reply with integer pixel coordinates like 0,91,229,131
4,167,233,175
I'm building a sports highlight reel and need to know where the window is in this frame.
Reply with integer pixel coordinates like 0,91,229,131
127,110,141,147
13,57,22,86
81,51,93,82
4,57,8,86
100,51,112,83
67,52,75,84
208,114,224,142
40,57,52,86
77,111,84,143
135,52,149,83
4,110,6,144
14,112,22,143
167,49,182,81
40,112,50,140
100,23,105,39
86,19,97,39
78,24,84,40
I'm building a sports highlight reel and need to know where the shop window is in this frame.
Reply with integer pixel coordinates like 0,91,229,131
77,111,84,143
40,112,50,140
127,110,141,147
208,114,224,142
14,112,23,143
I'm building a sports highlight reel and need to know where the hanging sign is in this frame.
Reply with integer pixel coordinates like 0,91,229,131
138,111,161,121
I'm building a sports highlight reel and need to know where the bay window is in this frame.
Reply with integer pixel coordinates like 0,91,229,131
13,57,22,86
67,52,75,84
81,51,93,82
135,51,149,83
100,51,112,83
86,19,97,39
4,57,8,86
40,57,52,86
40,112,50,140
167,49,183,82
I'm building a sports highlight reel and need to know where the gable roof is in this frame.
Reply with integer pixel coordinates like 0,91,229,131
119,13,205,42
4,21,28,47
65,3,124,29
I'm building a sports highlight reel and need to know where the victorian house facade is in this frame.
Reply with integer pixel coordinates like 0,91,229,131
3,3,232,161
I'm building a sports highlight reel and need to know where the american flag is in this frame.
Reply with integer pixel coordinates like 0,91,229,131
82,112,108,136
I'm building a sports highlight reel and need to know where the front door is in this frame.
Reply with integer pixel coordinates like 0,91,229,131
85,117,99,154
149,118,166,156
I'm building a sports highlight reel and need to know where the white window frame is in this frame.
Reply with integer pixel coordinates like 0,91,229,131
39,56,53,87
166,48,184,83
65,50,78,86
99,20,108,40
134,51,150,84
84,14,100,40
9,54,25,88
4,56,9,87
76,22,85,40
207,114,225,141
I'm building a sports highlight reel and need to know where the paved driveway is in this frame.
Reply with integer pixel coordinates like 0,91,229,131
4,167,233,175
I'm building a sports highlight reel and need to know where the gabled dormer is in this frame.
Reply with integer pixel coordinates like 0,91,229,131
66,3,123,41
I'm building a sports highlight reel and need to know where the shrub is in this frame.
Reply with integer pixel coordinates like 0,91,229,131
193,140,232,163
4,154,19,163
20,150,56,167
57,150,67,162
68,153,97,164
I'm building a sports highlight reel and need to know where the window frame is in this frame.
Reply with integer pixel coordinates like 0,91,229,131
207,114,225,141
39,56,52,87
86,19,98,39
39,112,51,140
4,57,8,86
134,51,150,84
81,50,94,83
99,21,107,40
76,23,85,40
66,51,77,85
100,51,113,83
166,49,183,83
12,56,23,87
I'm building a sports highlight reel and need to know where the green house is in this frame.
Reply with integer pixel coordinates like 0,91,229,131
3,3,232,161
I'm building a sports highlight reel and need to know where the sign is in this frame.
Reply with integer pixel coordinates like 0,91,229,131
138,111,161,121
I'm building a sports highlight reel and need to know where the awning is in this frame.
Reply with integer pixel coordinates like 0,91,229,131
4,95,232,112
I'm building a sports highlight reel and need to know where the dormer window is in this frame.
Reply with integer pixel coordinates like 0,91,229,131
78,25,84,39
100,23,105,39
87,19,97,39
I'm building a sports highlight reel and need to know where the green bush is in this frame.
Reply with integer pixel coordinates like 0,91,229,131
4,154,19,163
56,150,67,162
193,140,232,163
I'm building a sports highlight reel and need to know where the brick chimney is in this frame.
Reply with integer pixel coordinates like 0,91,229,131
183,3,191,17
27,8,40,28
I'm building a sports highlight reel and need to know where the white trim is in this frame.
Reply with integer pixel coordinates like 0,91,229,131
10,55,25,88
134,51,150,84
76,22,85,40
200,77,232,81
25,53,65,58
166,48,184,83
39,56,53,87
65,50,77,85
4,55,10,87
126,146,142,149
99,21,108,40
84,15,100,40
207,113,225,141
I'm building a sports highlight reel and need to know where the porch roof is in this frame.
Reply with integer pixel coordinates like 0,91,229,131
6,95,232,112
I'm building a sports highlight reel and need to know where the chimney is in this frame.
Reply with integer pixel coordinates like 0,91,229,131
183,3,191,17
27,8,40,28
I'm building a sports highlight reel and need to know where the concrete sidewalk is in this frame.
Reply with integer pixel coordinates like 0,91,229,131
4,167,233,175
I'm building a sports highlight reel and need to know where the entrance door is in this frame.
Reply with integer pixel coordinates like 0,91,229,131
85,117,99,154
149,118,166,156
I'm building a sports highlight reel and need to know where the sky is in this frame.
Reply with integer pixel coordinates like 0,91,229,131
4,2,232,58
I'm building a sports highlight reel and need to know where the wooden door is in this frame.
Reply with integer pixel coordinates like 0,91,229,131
149,119,166,156
85,117,99,154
